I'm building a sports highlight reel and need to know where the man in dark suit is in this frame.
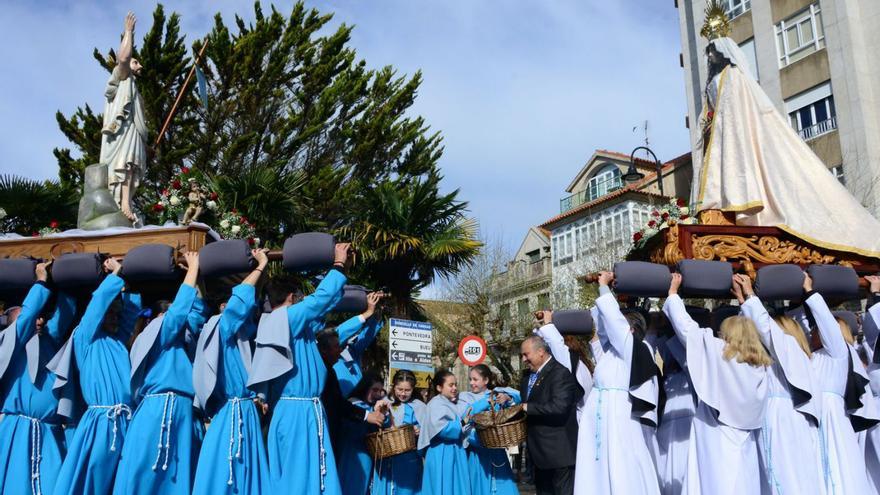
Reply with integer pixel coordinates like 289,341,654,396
521,335,581,495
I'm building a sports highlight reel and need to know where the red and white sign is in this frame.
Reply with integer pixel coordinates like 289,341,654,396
458,335,487,366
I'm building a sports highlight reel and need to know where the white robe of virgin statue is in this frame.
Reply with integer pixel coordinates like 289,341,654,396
692,37,880,258
802,293,876,495
574,293,659,495
101,65,147,209
740,296,824,495
663,294,767,495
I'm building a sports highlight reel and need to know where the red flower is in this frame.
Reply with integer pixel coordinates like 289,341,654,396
48,220,59,229
633,232,643,242
181,167,190,175
661,212,670,220
210,192,218,201
247,238,255,246
676,198,686,207
648,220,657,228
161,189,169,196
153,203,165,212
240,216,248,224
681,214,690,220
231,208,238,214
172,179,182,190
651,210,660,217
32,232,40,237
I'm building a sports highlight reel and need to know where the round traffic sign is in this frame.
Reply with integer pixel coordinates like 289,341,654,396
458,335,487,366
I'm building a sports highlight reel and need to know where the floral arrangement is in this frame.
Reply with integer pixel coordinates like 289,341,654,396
37,219,61,237
631,198,695,249
217,209,260,246
150,167,218,224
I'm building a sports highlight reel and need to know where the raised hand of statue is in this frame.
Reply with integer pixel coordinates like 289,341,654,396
124,11,136,33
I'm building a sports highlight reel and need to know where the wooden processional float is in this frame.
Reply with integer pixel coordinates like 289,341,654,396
0,225,370,313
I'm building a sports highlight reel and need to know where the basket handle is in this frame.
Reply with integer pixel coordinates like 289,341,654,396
489,392,498,423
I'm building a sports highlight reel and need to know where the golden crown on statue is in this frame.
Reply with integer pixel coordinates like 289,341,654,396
700,0,731,40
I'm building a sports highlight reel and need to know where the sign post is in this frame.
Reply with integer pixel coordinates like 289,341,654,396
457,335,488,367
388,318,434,389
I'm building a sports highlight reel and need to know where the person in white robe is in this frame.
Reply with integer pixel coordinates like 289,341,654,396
861,275,880,493
662,273,769,495
732,274,824,495
691,36,880,257
534,311,592,422
654,324,696,495
794,274,876,494
573,271,659,495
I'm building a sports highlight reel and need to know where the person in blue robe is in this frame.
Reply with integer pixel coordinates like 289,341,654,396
248,243,363,494
50,258,141,495
0,261,76,495
372,369,426,495
112,251,207,495
420,370,470,495
192,249,270,494
458,364,521,495
336,371,387,495
333,292,384,398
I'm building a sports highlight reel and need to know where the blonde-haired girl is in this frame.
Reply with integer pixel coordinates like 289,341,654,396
734,274,823,495
663,273,769,495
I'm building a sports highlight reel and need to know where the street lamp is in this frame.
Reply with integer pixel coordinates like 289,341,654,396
623,146,665,197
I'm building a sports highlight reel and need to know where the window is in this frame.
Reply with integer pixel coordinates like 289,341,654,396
785,82,836,141
831,165,845,185
723,0,750,19
526,249,540,264
537,293,549,311
586,164,623,201
517,299,530,316
739,38,759,82
499,304,511,320
776,3,825,67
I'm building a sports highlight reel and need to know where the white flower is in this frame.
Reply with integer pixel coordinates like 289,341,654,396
679,206,689,215
220,219,230,229
206,200,218,211
169,195,181,206
0,207,6,219
252,237,261,246
231,225,241,234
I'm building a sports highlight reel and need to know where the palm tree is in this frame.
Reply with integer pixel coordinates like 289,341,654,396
0,175,79,235
339,171,482,318
209,165,309,247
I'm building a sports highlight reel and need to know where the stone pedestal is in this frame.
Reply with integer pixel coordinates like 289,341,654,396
77,163,132,230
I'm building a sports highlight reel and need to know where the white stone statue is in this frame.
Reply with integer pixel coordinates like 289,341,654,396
692,35,880,258
100,12,147,224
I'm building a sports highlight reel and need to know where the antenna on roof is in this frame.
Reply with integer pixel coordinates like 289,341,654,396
632,120,650,148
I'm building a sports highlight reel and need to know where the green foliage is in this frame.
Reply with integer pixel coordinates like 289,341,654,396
0,176,78,235
25,1,479,317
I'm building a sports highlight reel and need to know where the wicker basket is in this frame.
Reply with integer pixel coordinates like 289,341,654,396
474,400,527,449
365,422,417,460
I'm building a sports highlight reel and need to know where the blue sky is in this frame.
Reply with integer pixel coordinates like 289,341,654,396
0,0,690,254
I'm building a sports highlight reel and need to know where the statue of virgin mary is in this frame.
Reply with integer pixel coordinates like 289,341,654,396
692,28,880,257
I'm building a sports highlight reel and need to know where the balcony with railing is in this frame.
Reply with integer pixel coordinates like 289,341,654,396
491,257,552,296
559,176,623,213
799,117,837,141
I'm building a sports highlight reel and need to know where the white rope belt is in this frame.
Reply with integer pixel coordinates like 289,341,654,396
88,404,133,452
145,392,178,471
16,415,43,495
226,398,246,486
279,396,327,491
